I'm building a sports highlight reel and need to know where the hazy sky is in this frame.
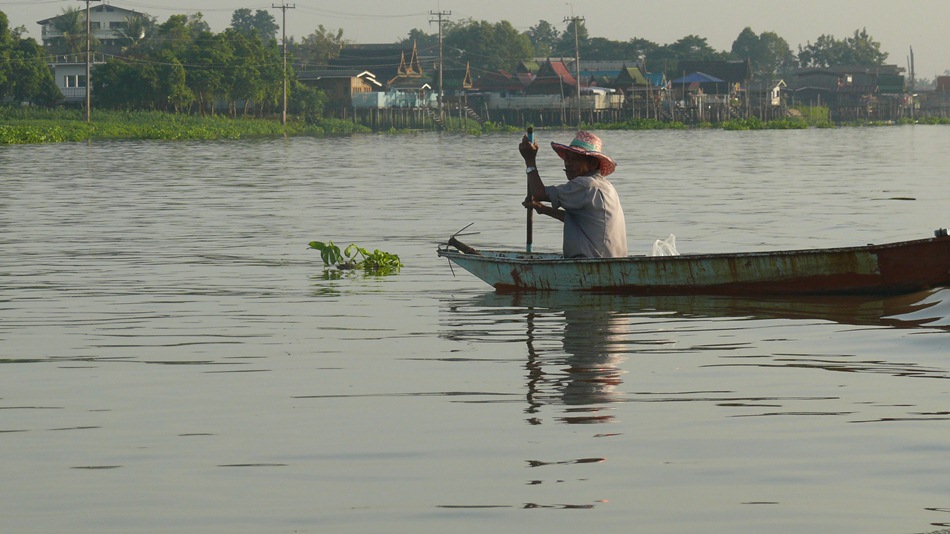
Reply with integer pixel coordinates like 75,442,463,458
3,0,948,79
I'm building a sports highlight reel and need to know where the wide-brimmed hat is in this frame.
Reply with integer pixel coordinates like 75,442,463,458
550,131,617,177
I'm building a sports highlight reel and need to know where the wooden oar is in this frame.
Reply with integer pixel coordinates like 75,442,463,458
526,127,534,253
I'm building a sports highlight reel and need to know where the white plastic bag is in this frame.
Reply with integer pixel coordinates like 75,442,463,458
651,234,679,256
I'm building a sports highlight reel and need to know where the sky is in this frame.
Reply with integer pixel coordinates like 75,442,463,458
3,0,948,80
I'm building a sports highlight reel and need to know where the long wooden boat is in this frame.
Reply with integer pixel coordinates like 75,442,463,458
437,233,950,296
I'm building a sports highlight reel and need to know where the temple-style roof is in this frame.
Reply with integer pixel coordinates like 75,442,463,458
525,60,577,95
330,41,434,87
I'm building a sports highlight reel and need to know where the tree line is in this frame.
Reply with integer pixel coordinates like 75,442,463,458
396,18,891,81
0,7,902,114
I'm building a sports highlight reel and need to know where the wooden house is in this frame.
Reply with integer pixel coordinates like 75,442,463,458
786,65,907,120
473,70,522,94
746,79,786,107
297,69,382,114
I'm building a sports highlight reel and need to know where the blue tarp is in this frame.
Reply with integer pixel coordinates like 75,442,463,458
671,72,724,84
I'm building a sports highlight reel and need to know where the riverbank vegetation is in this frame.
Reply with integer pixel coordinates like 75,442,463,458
4,7,948,145
0,108,369,144
3,106,948,144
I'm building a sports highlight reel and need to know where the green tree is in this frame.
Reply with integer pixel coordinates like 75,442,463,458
626,38,662,72
48,7,91,57
158,52,194,112
731,27,758,63
0,11,61,105
657,35,728,76
182,30,231,115
295,25,349,67
756,32,796,76
667,34,722,60
230,8,278,42
289,81,326,122
842,28,888,65
526,20,559,56
445,19,533,73
557,18,589,57
150,13,211,55
584,37,649,61
730,27,795,78
798,28,888,68
0,12,12,91
401,28,440,50
117,13,157,53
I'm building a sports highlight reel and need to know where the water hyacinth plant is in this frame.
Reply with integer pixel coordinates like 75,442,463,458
308,241,402,276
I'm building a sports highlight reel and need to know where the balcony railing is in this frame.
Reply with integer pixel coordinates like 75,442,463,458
45,53,107,65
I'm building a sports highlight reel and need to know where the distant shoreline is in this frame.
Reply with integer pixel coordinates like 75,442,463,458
1,108,948,145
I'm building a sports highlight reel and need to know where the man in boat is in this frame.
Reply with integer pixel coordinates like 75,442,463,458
519,130,628,258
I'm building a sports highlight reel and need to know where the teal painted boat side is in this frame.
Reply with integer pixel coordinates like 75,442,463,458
437,236,950,295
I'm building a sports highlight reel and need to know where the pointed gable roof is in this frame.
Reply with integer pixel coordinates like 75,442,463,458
515,59,542,75
526,60,577,95
609,64,649,89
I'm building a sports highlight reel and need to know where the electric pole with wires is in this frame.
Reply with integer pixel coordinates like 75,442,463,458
429,10,451,120
272,3,295,125
79,0,102,122
564,14,584,126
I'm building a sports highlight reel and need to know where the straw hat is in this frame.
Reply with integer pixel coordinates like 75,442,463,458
550,131,617,177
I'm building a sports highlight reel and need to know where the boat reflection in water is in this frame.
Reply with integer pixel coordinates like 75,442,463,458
440,288,950,424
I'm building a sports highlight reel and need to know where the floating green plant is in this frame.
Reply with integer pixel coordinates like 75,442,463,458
308,241,402,276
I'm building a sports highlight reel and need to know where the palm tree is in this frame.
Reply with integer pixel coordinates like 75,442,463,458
119,14,156,54
49,7,91,59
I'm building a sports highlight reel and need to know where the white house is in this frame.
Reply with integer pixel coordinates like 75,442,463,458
37,3,145,103
37,3,144,53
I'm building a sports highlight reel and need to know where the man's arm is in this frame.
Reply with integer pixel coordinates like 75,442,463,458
528,201,565,221
519,136,549,202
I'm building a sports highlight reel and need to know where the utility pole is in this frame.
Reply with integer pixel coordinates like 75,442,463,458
429,10,451,120
564,14,584,126
79,0,101,123
272,3,295,125
908,46,916,120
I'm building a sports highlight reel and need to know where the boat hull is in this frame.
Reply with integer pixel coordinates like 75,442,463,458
437,236,950,296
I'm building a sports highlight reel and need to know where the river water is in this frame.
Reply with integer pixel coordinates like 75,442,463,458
2,127,950,533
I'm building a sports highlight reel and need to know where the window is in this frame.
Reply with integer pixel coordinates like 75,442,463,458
90,22,101,30
110,21,128,30
64,75,87,88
